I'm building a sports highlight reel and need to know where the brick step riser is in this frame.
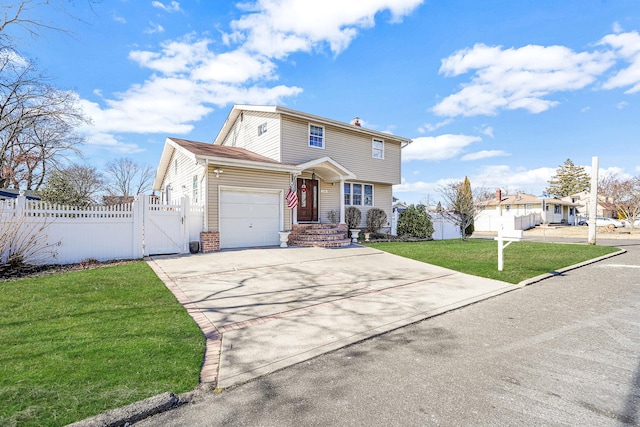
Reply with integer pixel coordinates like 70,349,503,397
295,234,348,242
296,225,342,229
291,239,352,248
297,230,347,237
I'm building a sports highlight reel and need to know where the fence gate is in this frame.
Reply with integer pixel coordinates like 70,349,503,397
143,197,185,256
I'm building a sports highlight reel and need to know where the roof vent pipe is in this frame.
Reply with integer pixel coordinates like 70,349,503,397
352,117,361,127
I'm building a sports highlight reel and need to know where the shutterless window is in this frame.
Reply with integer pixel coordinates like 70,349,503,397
192,175,198,203
258,122,267,136
372,138,384,159
352,184,362,205
309,124,324,148
344,183,351,206
344,183,374,206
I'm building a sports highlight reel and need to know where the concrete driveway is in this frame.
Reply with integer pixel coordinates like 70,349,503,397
147,245,519,389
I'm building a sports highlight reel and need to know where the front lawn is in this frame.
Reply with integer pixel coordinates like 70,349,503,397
368,239,619,284
0,262,204,427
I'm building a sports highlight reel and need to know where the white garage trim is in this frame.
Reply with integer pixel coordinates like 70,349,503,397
218,186,284,249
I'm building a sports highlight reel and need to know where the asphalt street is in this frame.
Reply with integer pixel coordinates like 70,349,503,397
138,238,640,426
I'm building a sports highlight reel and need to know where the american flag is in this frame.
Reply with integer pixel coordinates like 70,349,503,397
286,184,298,209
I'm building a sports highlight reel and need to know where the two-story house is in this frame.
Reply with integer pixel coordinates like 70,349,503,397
152,105,411,250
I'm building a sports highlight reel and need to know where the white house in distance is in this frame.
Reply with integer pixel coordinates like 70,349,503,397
561,190,618,221
152,105,411,251
475,189,580,232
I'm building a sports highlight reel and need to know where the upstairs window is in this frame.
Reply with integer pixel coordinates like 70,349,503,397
309,124,324,148
372,138,384,159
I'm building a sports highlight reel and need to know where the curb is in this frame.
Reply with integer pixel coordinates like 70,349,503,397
67,392,179,427
517,248,627,287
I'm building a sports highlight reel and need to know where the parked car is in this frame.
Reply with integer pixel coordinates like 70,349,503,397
579,217,625,227
622,218,640,228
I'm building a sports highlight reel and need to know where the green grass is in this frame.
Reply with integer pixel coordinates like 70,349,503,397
368,239,619,284
0,262,204,427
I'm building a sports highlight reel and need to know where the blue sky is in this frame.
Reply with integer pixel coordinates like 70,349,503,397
8,0,640,204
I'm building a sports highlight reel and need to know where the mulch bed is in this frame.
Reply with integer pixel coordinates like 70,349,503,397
0,259,139,282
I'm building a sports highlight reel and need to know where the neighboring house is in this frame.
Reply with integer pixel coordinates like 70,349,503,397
476,189,579,232
152,105,411,250
562,191,618,221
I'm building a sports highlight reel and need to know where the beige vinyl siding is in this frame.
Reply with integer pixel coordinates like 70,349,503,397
206,165,292,231
318,179,340,224
159,149,204,205
280,116,401,185
219,111,281,161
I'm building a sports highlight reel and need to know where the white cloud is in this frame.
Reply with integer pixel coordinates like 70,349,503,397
418,119,452,133
460,150,509,161
478,125,494,138
599,31,640,93
403,134,481,161
112,13,126,24
144,22,165,34
79,76,302,135
152,1,182,13
79,0,422,148
226,0,423,58
432,43,615,117
616,101,629,109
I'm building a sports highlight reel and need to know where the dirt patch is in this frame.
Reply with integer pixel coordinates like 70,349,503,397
0,259,139,282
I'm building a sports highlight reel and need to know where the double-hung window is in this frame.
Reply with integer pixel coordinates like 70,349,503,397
344,183,373,206
372,138,384,159
309,124,324,148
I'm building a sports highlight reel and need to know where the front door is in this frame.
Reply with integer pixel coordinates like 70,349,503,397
297,178,318,222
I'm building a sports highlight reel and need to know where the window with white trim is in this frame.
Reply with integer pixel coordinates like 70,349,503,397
344,183,373,206
309,124,324,148
192,175,198,203
372,138,384,159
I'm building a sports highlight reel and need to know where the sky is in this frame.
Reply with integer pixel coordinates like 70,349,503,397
6,0,640,204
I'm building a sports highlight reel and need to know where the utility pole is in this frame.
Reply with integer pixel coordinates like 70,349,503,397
588,156,598,245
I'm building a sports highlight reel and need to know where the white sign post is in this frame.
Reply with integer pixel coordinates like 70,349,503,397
494,229,523,271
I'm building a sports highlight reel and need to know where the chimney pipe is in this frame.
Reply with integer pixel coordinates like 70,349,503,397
496,189,502,201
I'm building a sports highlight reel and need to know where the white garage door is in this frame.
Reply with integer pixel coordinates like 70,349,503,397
220,189,281,249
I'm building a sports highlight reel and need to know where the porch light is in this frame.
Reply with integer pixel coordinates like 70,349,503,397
214,168,223,178
311,169,316,180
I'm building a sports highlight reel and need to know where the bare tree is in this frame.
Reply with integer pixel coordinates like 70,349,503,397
0,51,87,190
1,0,97,43
599,174,640,229
104,158,155,204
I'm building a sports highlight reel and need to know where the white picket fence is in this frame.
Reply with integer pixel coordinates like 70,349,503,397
0,195,204,265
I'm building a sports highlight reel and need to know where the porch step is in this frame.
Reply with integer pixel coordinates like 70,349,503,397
289,223,351,248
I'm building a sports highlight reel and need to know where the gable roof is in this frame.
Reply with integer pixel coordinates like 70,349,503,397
153,137,299,190
170,138,281,164
213,105,413,147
